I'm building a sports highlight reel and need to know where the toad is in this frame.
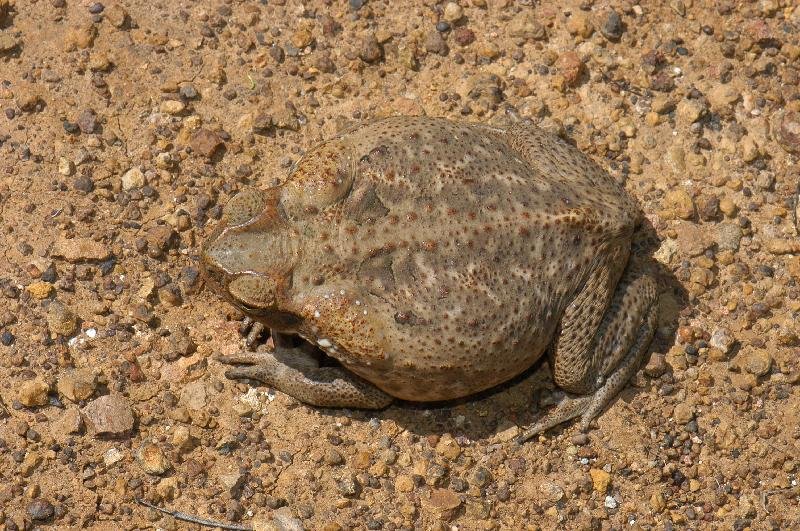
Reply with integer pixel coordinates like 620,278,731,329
200,115,658,442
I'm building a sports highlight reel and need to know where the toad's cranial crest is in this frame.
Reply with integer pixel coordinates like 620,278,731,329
201,114,658,441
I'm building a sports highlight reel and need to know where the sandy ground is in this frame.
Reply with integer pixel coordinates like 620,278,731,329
1,0,799,529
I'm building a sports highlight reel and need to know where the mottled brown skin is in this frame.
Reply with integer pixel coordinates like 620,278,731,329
201,115,658,440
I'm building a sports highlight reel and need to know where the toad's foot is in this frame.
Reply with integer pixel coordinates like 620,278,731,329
217,345,393,409
517,261,658,444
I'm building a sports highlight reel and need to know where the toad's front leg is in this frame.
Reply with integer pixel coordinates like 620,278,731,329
217,331,394,409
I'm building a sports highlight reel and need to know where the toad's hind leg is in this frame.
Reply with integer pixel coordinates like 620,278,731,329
517,260,658,443
218,331,393,409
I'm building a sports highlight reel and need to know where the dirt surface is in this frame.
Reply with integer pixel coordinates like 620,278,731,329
1,0,800,529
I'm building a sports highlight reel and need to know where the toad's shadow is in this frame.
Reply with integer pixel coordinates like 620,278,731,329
319,217,688,442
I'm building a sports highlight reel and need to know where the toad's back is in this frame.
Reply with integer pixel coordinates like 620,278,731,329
290,116,639,400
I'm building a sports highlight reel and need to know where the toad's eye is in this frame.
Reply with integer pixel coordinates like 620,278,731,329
228,274,276,310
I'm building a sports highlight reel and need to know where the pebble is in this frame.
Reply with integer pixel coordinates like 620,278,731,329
435,433,461,459
137,440,172,475
74,174,94,192
103,447,125,466
570,433,590,445
82,394,135,437
427,488,461,521
160,100,186,115
743,350,772,377
58,157,75,176
46,301,78,337
18,379,50,407
105,3,128,28
604,495,619,509
556,51,583,87
713,223,742,252
424,31,449,56
443,2,464,23
644,353,668,377
775,110,799,154
600,9,623,40
336,475,361,498
0,34,19,53
190,129,224,157
57,369,97,402
708,84,740,111
179,83,198,99
26,499,55,522
662,189,695,220
453,27,475,46
26,281,54,300
589,468,611,493
395,475,414,492
291,28,313,49
538,481,564,505
359,35,383,63
566,12,593,38
76,109,97,133
673,402,694,424
52,237,112,262
677,99,705,124
710,327,736,354
121,167,146,190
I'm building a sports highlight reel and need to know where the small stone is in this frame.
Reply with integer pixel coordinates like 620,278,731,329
18,379,50,407
477,42,500,60
179,83,198,99
775,110,800,154
566,12,593,38
336,475,361,498
570,433,590,445
708,85,740,112
269,508,306,531
714,223,742,252
395,475,414,492
600,9,623,40
0,33,20,53
103,447,125,466
137,440,171,475
740,135,760,162
57,369,97,402
26,281,54,300
106,3,128,27
82,394,135,437
710,327,735,354
453,27,475,46
26,499,54,522
46,301,78,337
677,99,705,124
190,129,224,157
427,488,462,520
65,23,97,50
73,174,94,193
424,30,448,56
435,434,461,459
539,481,564,505
52,237,111,262
291,28,313,49
57,157,75,176
359,34,383,63
662,189,695,220
121,167,146,190
53,407,83,437
76,109,97,134
443,2,464,23
604,495,619,509
644,353,668,377
743,350,772,377
589,468,611,493
557,51,583,87
673,402,694,424
509,14,546,41
650,491,666,512
160,100,186,115
719,197,737,217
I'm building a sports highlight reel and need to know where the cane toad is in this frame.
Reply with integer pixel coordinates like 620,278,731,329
201,115,658,441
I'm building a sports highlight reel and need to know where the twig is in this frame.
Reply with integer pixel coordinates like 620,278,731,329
134,498,253,530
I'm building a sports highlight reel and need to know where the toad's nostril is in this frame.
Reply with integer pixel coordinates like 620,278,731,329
224,188,268,226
